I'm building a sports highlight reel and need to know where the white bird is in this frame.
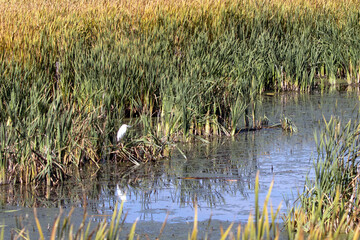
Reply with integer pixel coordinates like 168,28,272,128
115,184,127,202
117,124,132,142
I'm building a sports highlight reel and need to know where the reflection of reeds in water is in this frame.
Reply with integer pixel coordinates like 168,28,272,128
9,172,283,239
7,166,360,239
0,133,261,209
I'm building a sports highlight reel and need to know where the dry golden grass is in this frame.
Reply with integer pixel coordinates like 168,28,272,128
1,0,359,63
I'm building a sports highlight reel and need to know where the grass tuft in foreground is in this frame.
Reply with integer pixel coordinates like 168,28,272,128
7,171,281,240
286,117,360,239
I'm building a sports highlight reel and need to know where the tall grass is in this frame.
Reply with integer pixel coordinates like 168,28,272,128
1,0,360,184
31,201,139,240
286,117,360,239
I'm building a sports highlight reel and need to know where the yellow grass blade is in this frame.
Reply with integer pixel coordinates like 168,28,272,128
220,223,234,240
33,208,45,240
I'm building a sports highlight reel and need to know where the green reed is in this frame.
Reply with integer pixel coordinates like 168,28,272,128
1,0,360,184
32,201,138,240
286,117,360,239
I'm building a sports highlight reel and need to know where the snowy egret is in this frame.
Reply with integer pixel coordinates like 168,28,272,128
117,124,132,142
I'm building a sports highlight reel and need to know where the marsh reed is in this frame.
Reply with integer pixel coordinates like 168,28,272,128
1,0,360,184
285,117,360,239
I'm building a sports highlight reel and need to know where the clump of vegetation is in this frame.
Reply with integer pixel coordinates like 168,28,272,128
281,116,298,133
286,117,360,239
30,202,137,240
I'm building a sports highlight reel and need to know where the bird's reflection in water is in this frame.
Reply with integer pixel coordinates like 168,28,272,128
115,184,127,202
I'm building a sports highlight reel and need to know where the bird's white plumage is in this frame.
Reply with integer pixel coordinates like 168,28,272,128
115,185,127,202
117,124,131,141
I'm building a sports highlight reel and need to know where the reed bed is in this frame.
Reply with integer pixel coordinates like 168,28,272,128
1,0,360,183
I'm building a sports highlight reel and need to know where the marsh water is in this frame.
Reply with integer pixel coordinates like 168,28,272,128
1,91,359,239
